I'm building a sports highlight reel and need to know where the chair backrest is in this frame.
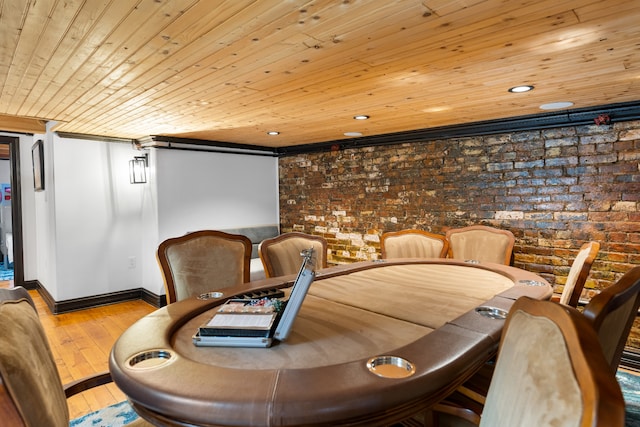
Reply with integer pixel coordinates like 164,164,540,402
259,232,328,278
380,229,448,259
0,287,70,427
445,225,515,265
558,241,600,307
480,296,624,427
157,230,252,304
583,266,640,374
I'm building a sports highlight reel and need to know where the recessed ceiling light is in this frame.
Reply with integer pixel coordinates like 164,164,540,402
508,85,534,93
539,102,574,110
353,115,370,120
266,131,280,135
344,132,363,137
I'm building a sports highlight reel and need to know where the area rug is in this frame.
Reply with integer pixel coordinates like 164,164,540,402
70,371,640,426
0,264,13,281
619,370,640,427
70,400,139,427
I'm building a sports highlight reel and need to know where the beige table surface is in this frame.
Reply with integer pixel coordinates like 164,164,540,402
110,259,552,427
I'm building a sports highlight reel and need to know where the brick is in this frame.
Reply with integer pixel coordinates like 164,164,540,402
534,169,565,178
612,201,637,212
619,128,640,141
545,136,578,148
579,133,617,144
565,166,599,176
514,160,544,169
553,212,589,221
486,162,513,171
545,157,578,167
495,211,524,220
551,194,584,203
542,127,576,139
579,153,618,164
564,202,589,211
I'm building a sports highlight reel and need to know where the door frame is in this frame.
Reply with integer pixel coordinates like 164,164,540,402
0,135,24,286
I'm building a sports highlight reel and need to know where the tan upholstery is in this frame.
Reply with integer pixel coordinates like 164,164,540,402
381,229,448,259
430,297,625,427
157,230,252,304
445,225,515,265
259,232,328,278
558,241,600,307
583,265,640,374
436,242,606,423
0,287,151,427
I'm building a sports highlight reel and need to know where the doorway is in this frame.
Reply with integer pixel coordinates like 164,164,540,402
0,136,24,288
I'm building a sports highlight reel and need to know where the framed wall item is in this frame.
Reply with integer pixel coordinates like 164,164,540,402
32,140,44,191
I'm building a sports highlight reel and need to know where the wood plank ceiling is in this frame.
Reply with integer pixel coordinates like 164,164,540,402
0,0,638,148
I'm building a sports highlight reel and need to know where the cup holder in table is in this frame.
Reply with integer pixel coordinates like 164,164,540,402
475,306,508,320
517,279,546,287
198,291,224,300
126,349,174,369
366,356,416,379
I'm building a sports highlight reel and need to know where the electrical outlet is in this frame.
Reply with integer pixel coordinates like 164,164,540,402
128,256,136,269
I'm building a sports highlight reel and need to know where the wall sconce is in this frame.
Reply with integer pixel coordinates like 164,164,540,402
129,153,148,184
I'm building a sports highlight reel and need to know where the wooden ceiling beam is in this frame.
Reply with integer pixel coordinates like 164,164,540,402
0,114,46,134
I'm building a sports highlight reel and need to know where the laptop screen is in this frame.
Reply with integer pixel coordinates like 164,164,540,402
273,248,316,340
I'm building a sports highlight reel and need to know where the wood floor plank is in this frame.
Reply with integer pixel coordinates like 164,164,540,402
21,288,156,420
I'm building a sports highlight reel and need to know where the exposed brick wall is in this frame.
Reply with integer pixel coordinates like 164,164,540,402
278,119,640,347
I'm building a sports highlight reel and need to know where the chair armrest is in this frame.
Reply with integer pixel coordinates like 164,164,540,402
457,385,486,405
428,402,481,426
63,371,112,398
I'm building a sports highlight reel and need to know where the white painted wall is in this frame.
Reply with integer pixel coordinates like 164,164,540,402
51,135,147,299
14,129,279,301
156,149,279,240
145,149,279,294
0,159,9,183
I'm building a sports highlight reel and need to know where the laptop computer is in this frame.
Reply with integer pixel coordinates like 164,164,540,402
193,248,316,348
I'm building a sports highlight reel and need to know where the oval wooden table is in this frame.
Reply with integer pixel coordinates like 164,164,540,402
110,259,552,427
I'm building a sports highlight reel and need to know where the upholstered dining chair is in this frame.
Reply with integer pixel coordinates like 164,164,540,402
445,225,515,265
259,232,328,278
556,241,600,307
428,296,625,427
440,254,626,423
582,265,640,374
0,287,152,427
380,229,449,259
157,230,252,304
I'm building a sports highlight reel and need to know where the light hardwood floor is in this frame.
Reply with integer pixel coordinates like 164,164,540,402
3,282,156,420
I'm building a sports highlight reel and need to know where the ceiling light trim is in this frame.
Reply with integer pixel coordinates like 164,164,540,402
508,85,534,93
539,101,574,110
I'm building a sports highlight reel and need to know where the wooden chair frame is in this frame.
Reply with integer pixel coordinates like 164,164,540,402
428,296,625,427
583,265,640,374
445,225,515,265
0,287,151,426
259,232,328,278
380,229,449,259
157,230,252,304
557,241,600,307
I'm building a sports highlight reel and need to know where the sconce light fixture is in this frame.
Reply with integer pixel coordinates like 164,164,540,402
129,153,148,184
